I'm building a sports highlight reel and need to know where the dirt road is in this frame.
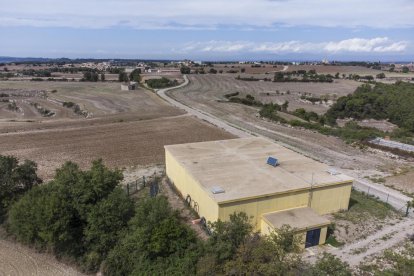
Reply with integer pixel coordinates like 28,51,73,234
157,75,251,138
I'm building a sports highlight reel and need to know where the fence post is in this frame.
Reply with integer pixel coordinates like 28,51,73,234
143,176,146,187
127,183,129,196
367,187,370,196
136,179,138,191
386,194,389,204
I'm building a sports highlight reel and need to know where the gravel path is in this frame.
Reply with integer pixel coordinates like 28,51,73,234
332,218,414,266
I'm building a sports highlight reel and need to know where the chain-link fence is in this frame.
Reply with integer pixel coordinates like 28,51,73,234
124,170,165,197
353,179,413,216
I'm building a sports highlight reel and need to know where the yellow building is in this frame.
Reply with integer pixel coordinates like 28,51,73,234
165,137,353,248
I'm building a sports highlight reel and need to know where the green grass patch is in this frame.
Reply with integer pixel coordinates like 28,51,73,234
333,190,397,223
325,235,345,247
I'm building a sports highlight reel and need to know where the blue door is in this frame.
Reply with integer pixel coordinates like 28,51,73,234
305,228,321,248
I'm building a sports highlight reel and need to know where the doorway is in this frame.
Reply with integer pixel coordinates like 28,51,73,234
305,228,321,248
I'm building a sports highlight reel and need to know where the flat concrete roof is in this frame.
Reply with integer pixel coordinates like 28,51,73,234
263,207,330,231
165,137,353,203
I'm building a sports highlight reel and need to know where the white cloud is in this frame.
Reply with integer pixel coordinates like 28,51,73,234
180,38,408,54
0,0,413,29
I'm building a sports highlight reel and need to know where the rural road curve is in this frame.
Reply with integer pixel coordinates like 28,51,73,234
157,75,252,138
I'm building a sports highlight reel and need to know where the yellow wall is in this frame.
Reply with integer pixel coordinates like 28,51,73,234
310,182,352,215
165,150,219,223
260,218,274,236
219,190,309,230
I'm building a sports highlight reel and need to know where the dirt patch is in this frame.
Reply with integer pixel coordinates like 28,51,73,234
160,177,209,240
337,118,398,133
385,169,414,195
329,190,401,244
0,235,85,276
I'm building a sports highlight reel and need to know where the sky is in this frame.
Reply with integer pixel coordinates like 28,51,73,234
0,0,413,61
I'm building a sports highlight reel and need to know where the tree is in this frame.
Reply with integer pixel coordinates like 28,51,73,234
103,196,200,275
118,72,128,82
180,66,191,74
0,155,41,219
402,66,409,73
7,159,130,272
82,188,134,271
309,253,352,276
204,212,253,264
129,69,141,82
376,72,386,79
281,100,289,112
223,225,303,275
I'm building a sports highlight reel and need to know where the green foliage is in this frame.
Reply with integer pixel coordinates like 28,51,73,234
293,108,320,122
118,72,129,82
82,71,99,82
146,77,178,89
7,101,19,111
128,69,141,82
223,226,303,275
180,66,191,74
228,94,263,106
379,243,414,275
103,196,200,275
309,253,352,276
376,72,386,79
326,82,414,132
7,160,133,272
273,70,333,83
334,190,396,224
402,66,409,73
0,155,41,220
259,103,287,123
224,92,239,99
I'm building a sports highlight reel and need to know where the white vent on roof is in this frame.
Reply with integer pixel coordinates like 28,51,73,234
211,186,225,194
327,168,340,175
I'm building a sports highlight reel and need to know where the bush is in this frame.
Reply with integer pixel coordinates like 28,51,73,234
0,155,41,220
146,77,178,89
103,196,200,275
7,160,134,272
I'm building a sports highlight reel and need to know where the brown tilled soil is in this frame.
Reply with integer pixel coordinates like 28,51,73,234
385,170,414,194
0,230,85,276
0,115,234,180
0,80,235,180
